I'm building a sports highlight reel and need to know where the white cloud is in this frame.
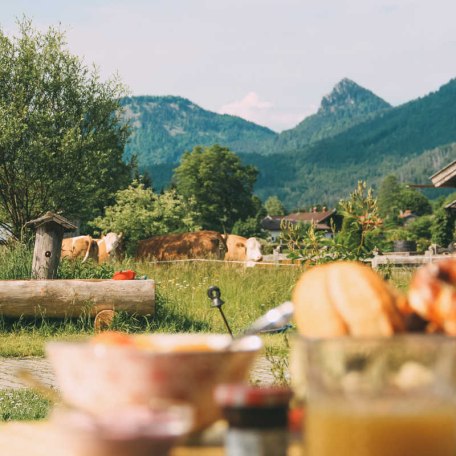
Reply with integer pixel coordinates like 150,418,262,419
219,92,272,118
219,92,315,131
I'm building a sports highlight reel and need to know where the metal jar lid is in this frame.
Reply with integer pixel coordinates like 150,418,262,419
214,383,292,408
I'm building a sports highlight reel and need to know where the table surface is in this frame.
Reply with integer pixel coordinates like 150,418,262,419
0,421,303,455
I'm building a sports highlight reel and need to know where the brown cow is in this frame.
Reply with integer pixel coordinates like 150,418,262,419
136,231,227,261
223,234,263,262
61,235,99,263
95,232,123,263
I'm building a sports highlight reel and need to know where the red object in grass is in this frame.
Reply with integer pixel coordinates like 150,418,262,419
112,270,136,280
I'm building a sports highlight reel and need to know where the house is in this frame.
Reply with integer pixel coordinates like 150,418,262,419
0,223,14,245
261,208,339,242
260,216,283,242
445,200,456,213
430,159,456,188
398,209,418,225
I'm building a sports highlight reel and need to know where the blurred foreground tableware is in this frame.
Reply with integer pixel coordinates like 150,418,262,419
292,335,456,456
215,383,292,456
46,333,262,431
52,401,193,456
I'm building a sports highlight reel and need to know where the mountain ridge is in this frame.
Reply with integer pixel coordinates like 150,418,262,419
121,78,456,209
274,77,392,151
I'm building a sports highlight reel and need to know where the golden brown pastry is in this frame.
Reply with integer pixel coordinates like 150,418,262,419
292,261,406,338
408,258,456,335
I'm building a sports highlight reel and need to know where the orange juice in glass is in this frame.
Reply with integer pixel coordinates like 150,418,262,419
291,335,456,456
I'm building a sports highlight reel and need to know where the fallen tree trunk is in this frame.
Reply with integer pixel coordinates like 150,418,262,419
0,279,155,318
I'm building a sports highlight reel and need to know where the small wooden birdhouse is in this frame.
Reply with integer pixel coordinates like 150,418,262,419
26,212,77,279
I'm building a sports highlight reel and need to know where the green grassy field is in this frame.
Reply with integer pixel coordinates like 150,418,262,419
0,244,415,422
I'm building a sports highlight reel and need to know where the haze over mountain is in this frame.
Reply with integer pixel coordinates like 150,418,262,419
122,78,456,209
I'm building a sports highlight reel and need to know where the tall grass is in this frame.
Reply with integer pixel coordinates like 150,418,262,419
0,243,33,279
134,261,304,335
0,243,416,356
0,243,305,354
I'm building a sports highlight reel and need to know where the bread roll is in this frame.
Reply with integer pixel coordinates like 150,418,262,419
408,259,456,335
292,261,405,338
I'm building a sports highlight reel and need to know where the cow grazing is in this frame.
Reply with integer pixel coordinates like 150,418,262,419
223,234,263,262
136,231,227,261
61,235,98,263
95,232,123,263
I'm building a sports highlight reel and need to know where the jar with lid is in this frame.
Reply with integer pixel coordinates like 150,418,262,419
214,383,292,456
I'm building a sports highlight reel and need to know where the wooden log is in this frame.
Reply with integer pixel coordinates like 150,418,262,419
0,279,155,318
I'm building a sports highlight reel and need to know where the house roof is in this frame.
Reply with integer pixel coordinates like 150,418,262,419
284,208,336,224
430,159,456,188
0,224,13,244
261,216,283,231
25,211,77,231
261,210,336,231
398,209,417,219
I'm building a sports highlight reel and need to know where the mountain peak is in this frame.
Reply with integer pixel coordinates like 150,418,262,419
319,78,391,115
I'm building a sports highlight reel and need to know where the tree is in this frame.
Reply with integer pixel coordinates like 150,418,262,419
173,144,259,232
431,208,455,247
377,175,403,222
377,175,432,223
264,196,286,216
399,187,432,216
0,19,131,238
90,181,201,254
337,181,382,257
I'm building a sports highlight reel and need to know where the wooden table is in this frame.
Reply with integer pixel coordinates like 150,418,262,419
0,421,303,455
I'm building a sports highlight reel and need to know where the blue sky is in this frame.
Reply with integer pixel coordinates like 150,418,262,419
1,0,456,131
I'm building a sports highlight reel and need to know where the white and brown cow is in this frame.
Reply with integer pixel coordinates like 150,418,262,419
136,230,227,261
223,234,263,263
95,232,123,263
61,235,98,263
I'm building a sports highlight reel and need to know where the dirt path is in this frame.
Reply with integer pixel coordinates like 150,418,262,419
0,356,283,390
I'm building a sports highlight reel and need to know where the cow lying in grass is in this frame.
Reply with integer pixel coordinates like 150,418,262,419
223,234,263,263
136,230,227,261
61,235,98,263
61,232,122,263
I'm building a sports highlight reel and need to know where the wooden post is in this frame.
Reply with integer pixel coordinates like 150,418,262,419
26,212,77,279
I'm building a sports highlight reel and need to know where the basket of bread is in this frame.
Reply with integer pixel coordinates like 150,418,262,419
291,259,456,456
292,259,456,338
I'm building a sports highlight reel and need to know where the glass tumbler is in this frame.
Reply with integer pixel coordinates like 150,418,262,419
291,335,456,456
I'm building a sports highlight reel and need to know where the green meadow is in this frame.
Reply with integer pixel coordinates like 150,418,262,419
0,244,414,421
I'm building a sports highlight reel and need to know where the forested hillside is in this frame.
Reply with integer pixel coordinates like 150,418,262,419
124,79,456,209
121,96,276,170
274,78,392,151
243,78,456,208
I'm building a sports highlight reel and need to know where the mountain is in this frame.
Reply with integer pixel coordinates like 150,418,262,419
243,78,456,208
122,79,456,210
121,96,277,172
275,78,392,151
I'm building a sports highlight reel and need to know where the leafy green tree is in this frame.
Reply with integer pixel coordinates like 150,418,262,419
173,144,258,232
90,181,201,253
406,215,433,240
231,217,263,238
264,196,286,216
431,208,455,246
0,19,131,238
399,187,432,216
337,181,383,257
377,175,431,223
